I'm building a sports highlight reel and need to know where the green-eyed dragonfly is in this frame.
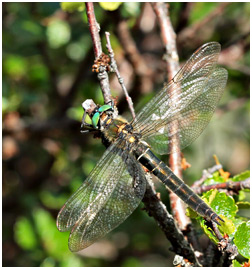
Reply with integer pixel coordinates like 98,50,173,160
57,42,228,252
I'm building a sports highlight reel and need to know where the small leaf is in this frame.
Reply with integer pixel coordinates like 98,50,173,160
204,171,226,185
234,221,250,259
202,189,238,219
238,190,247,201
200,219,218,244
60,2,85,12
232,170,250,182
99,2,122,11
232,259,242,267
218,215,236,235
236,201,250,209
186,207,199,219
232,217,247,229
203,188,218,204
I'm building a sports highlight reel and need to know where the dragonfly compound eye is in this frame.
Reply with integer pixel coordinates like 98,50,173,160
91,105,114,128
98,105,113,113
92,112,100,128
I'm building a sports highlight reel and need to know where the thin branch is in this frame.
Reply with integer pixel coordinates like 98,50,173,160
105,32,136,119
85,3,102,58
152,2,191,232
212,223,238,263
85,2,112,104
191,164,223,189
194,178,250,195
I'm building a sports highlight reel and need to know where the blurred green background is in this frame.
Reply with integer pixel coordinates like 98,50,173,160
2,2,249,267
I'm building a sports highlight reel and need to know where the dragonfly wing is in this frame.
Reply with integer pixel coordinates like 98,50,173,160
132,42,227,155
57,139,124,232
144,68,228,154
57,138,146,252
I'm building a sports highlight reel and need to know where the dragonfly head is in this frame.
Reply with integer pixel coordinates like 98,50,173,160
81,99,117,131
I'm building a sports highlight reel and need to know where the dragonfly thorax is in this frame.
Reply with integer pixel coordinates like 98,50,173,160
101,117,142,149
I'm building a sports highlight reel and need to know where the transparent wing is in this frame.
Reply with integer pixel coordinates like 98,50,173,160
143,68,228,154
57,138,146,252
132,42,228,155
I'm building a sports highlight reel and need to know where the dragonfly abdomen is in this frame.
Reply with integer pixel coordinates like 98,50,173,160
135,143,223,225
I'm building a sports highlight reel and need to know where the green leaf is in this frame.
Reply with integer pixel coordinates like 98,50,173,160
186,207,199,219
232,259,242,267
200,215,235,244
199,190,239,243
203,171,226,185
232,170,250,182
236,201,250,209
14,217,38,250
238,190,247,201
99,2,122,11
232,217,247,230
202,189,238,219
46,20,71,49
218,215,236,235
200,219,219,244
234,221,250,259
60,2,85,12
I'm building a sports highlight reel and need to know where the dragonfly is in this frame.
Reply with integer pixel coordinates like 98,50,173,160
57,42,228,252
